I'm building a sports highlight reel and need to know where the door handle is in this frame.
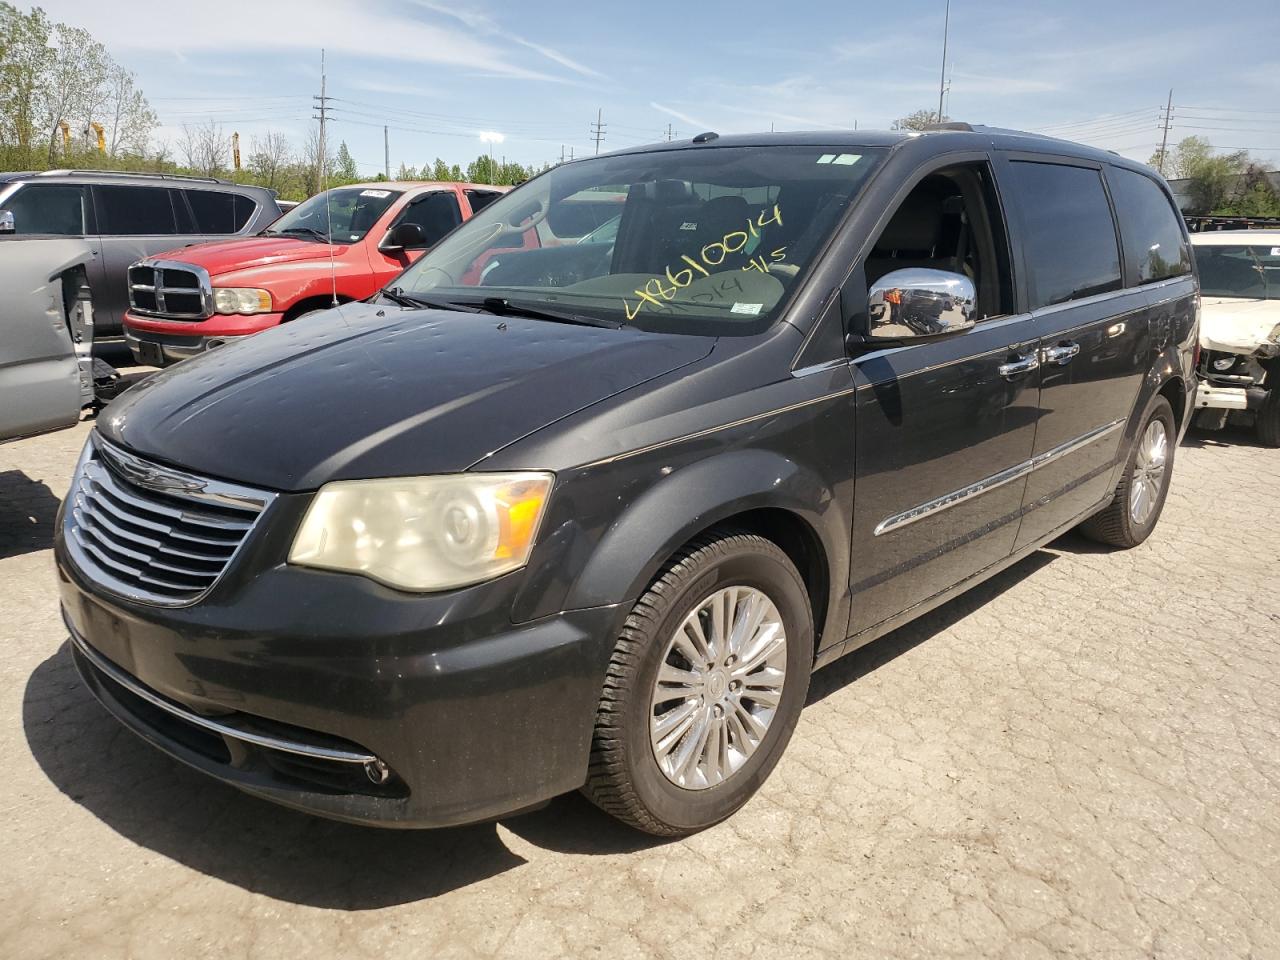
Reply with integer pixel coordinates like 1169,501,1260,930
998,353,1040,379
1041,341,1081,366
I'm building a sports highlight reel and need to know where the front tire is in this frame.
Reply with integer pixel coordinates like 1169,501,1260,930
584,531,814,836
1079,395,1176,548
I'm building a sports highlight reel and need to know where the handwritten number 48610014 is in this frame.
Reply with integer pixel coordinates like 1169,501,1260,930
624,205,786,321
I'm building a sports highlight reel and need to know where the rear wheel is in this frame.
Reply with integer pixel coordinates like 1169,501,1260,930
1257,389,1280,448
584,531,813,836
1079,395,1175,548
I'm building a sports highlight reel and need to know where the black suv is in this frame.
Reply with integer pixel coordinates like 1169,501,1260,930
0,170,280,338
55,126,1197,836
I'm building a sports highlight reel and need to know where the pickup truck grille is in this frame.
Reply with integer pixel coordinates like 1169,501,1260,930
64,436,276,606
128,259,213,320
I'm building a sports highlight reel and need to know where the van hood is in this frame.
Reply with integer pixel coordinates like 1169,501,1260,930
97,302,715,490
1200,297,1280,355
150,234,362,277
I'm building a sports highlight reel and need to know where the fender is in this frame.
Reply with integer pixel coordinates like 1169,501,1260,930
564,447,849,648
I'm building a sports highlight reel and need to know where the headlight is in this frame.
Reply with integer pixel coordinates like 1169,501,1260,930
1270,323,1280,345
213,287,272,314
288,472,553,591
1212,355,1237,372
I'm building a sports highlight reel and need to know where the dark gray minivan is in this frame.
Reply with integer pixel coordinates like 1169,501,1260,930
57,125,1198,836
0,170,280,338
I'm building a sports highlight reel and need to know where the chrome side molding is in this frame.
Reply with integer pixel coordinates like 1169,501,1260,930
874,418,1126,537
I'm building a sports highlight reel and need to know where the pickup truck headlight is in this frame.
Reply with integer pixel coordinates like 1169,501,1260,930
213,287,273,315
288,473,554,591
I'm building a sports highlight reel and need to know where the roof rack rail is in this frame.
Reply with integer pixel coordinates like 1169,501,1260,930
923,121,974,132
35,169,228,184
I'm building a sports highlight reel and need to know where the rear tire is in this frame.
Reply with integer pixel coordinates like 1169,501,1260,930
1079,395,1176,548
583,530,813,836
1257,389,1280,448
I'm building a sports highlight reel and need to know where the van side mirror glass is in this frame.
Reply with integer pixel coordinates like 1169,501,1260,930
0,210,14,234
866,268,976,340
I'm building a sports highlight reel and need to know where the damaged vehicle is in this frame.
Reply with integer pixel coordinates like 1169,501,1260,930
1190,231,1280,446
0,234,110,443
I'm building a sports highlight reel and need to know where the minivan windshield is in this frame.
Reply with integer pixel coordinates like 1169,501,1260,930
394,145,885,335
264,186,402,244
1193,244,1280,300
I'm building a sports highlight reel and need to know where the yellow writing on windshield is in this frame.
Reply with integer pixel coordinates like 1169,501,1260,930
624,204,784,321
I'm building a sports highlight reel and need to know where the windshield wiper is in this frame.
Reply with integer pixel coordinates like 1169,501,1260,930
460,297,623,329
267,226,331,243
379,287,484,311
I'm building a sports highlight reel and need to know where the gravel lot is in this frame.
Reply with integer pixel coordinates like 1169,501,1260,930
1,414,1277,960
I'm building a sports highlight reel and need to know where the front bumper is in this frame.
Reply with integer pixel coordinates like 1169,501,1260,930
124,310,284,366
56,530,622,828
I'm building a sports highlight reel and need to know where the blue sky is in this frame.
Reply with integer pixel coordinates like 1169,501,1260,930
39,0,1280,175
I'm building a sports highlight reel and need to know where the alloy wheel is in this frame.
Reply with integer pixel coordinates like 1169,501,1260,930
1129,418,1169,526
649,586,787,790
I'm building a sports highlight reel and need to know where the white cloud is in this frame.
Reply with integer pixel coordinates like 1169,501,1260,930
411,0,606,79
38,0,562,82
650,101,715,134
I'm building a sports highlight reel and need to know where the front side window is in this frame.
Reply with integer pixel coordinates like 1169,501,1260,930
1108,167,1191,284
2,183,89,235
393,191,462,248
264,187,402,244
395,145,885,336
94,185,179,235
1194,245,1280,300
187,190,255,234
1008,161,1122,309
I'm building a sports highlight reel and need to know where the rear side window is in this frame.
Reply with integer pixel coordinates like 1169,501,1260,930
186,190,255,234
398,191,462,248
1107,167,1191,284
1008,161,1122,309
4,184,89,235
94,185,178,235
465,189,502,214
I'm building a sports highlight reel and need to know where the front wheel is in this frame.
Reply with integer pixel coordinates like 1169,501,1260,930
1079,395,1176,548
584,531,814,836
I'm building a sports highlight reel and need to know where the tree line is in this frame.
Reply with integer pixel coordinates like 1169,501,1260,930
0,3,540,200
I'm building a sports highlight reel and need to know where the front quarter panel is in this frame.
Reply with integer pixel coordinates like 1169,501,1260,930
489,341,858,653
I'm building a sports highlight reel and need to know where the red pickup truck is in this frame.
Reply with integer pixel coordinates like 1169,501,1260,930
123,181,506,366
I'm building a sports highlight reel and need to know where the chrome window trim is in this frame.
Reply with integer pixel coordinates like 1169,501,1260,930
128,258,214,319
873,418,1126,537
67,625,379,766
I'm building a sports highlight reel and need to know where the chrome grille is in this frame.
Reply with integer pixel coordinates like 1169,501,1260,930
64,436,276,606
127,258,213,320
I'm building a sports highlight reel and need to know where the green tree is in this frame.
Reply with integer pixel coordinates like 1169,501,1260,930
334,140,358,181
891,108,948,131
0,3,52,168
466,154,495,184
430,157,451,180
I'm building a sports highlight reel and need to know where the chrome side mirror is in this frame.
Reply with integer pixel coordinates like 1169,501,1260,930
0,210,14,234
867,268,976,340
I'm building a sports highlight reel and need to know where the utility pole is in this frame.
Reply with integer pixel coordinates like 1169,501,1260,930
384,125,389,180
937,0,951,122
591,108,606,155
1157,90,1174,176
311,49,334,192
665,123,675,142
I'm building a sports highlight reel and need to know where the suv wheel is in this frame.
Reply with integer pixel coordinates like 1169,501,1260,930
584,531,813,836
1079,395,1176,548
